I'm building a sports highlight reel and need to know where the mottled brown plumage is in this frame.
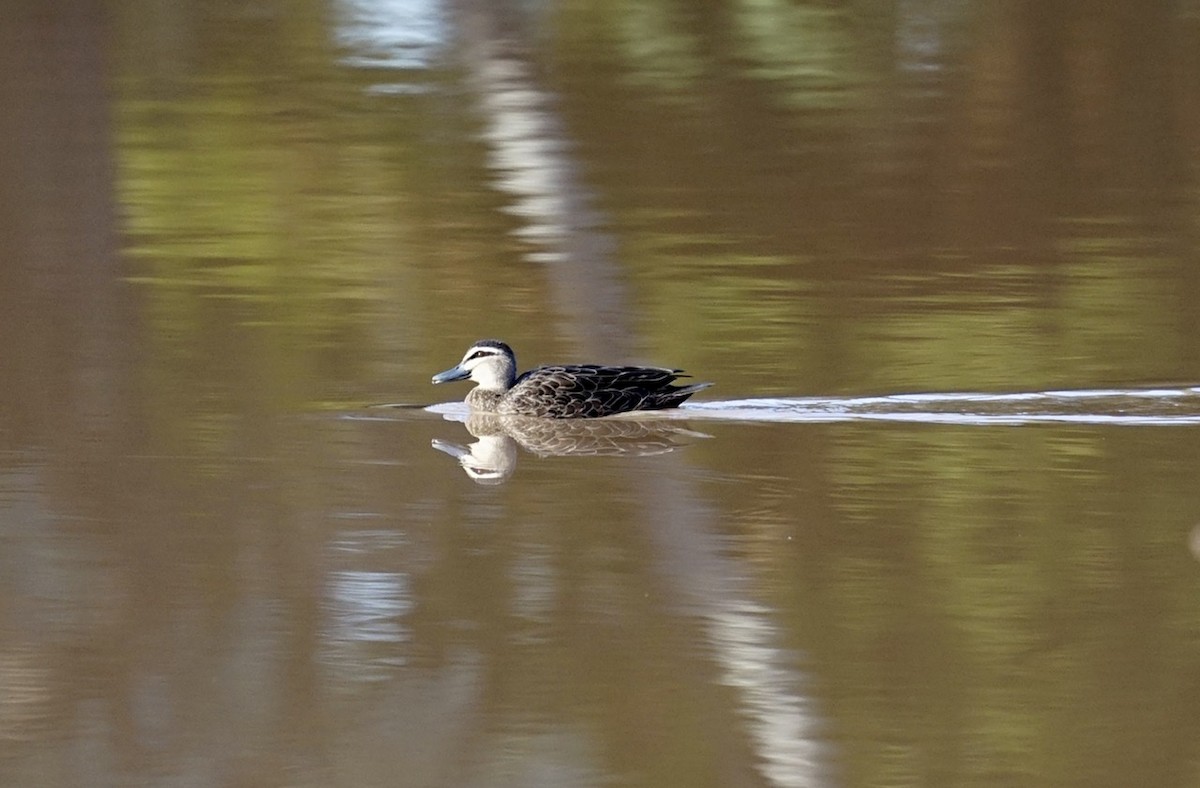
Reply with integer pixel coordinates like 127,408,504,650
432,340,711,419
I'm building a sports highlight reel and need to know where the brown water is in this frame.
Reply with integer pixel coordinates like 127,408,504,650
3,2,1200,786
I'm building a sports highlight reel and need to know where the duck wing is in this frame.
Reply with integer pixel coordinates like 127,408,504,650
502,365,708,418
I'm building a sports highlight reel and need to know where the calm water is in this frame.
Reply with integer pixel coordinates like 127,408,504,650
3,2,1200,786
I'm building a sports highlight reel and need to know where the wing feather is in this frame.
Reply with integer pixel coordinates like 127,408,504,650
502,364,707,418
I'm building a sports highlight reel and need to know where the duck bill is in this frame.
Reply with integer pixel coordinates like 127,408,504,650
431,365,470,384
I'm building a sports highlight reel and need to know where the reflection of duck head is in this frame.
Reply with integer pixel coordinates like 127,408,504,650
432,413,710,485
431,433,517,485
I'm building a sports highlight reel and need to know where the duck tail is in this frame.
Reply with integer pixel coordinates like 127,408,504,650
648,381,713,410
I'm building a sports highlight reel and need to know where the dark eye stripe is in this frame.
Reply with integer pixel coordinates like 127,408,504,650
467,349,496,361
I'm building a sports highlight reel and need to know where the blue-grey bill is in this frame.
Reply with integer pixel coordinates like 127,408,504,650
431,366,470,384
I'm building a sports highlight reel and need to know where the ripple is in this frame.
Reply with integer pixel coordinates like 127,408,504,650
683,386,1200,426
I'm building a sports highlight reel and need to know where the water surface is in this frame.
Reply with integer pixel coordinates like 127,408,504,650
2,2,1200,787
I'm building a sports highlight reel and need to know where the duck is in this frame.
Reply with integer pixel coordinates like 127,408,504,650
431,339,711,419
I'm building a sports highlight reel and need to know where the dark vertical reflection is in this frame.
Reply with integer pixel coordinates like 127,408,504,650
0,0,135,780
0,0,126,448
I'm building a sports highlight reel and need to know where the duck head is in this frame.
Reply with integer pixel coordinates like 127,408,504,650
431,339,518,390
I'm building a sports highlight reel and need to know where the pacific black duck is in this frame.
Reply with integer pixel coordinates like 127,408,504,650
431,339,711,419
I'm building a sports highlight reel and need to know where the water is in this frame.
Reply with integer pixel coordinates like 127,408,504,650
3,2,1200,786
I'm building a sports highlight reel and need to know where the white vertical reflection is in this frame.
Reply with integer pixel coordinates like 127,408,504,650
644,464,828,788
708,600,823,788
457,9,632,358
333,0,447,93
321,529,413,683
327,570,412,643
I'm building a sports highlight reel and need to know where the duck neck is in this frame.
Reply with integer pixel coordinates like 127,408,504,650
467,387,506,413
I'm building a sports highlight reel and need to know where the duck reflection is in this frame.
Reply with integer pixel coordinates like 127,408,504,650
432,413,709,484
